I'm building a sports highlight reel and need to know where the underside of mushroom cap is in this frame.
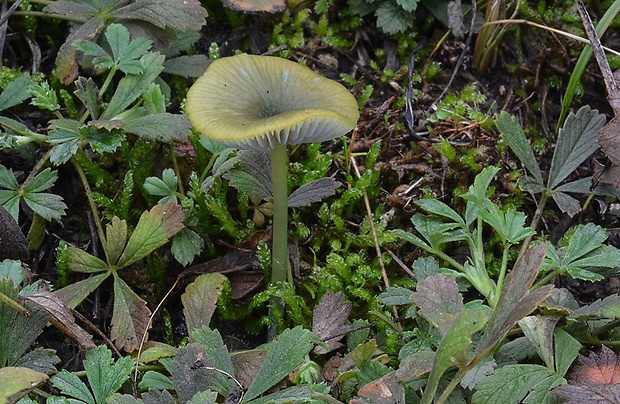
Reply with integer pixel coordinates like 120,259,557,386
186,53,360,150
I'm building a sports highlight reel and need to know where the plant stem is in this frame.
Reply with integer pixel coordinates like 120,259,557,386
0,291,28,315
72,156,107,262
493,245,511,307
12,10,88,24
519,191,549,258
270,142,290,284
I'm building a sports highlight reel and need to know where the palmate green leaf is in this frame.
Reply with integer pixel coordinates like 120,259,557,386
0,164,18,190
190,327,236,396
111,0,207,31
28,81,60,112
138,370,175,391
23,192,67,221
111,275,152,352
48,118,84,165
121,113,192,142
171,228,203,266
104,217,128,266
116,202,185,268
187,390,218,404
0,75,33,112
379,286,415,306
144,168,178,201
0,192,19,220
87,128,124,154
66,246,108,273
0,259,24,285
375,1,413,34
84,346,134,404
568,294,620,322
51,368,95,404
227,170,273,201
416,198,465,225
548,105,605,189
75,77,100,120
564,223,608,264
0,367,48,402
422,308,488,403
23,168,57,193
182,274,227,334
244,326,317,402
464,166,500,206
478,204,535,245
54,273,111,309
0,280,50,368
495,111,544,185
103,24,152,74
246,386,313,404
102,52,165,120
288,178,341,208
410,214,466,250
472,364,564,404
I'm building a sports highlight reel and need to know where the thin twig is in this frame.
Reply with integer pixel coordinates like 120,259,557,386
348,142,401,330
575,0,618,94
483,18,620,57
134,276,181,381
430,0,478,109
387,250,416,279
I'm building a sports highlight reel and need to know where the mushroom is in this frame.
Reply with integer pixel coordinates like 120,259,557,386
186,53,359,286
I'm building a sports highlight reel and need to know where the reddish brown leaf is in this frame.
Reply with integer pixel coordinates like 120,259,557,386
475,243,554,359
110,277,152,352
555,384,620,403
55,18,105,85
412,274,463,337
570,346,620,385
596,71,620,189
181,232,269,299
24,289,96,351
312,291,352,354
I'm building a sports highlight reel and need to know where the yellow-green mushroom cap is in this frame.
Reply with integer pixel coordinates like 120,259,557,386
186,53,360,150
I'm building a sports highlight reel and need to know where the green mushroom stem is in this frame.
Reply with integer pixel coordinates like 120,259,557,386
270,142,291,284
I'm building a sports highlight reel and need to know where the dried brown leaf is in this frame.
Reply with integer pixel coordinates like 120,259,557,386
570,346,620,385
54,18,105,85
597,116,620,188
312,291,352,354
358,372,405,404
555,384,620,403
24,289,95,350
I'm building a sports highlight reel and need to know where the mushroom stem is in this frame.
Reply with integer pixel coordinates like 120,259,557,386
270,142,291,284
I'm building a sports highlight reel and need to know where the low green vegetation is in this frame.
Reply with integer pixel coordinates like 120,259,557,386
0,0,620,403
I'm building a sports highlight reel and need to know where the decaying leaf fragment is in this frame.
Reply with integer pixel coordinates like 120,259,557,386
24,288,96,351
555,345,620,403
312,291,352,354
